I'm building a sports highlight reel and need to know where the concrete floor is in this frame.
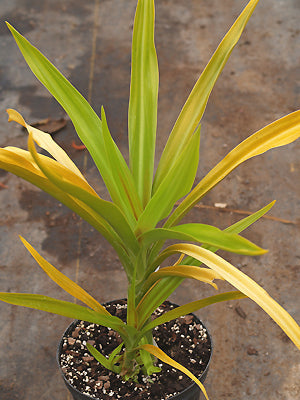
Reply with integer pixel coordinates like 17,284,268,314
0,0,299,399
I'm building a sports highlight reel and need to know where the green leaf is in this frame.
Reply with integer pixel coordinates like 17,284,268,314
135,127,200,233
182,201,276,266
108,342,124,366
166,111,300,227
6,24,139,223
224,201,276,234
86,343,113,371
140,223,266,257
128,0,159,207
158,244,300,349
139,344,209,400
0,293,126,332
141,291,247,333
86,343,122,373
153,0,260,192
138,335,161,376
20,236,110,315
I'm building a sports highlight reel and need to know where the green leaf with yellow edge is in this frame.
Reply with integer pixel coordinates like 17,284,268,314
6,23,140,223
0,147,132,272
20,236,110,315
166,111,300,227
135,127,200,233
128,0,159,207
153,0,260,192
158,243,300,349
138,344,209,400
139,223,266,257
27,133,140,257
0,293,126,333
141,291,247,333
7,109,85,179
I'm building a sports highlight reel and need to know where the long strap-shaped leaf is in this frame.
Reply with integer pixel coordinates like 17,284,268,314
7,109,85,178
0,293,126,333
141,291,247,333
6,23,140,223
139,344,209,400
158,244,300,349
166,110,300,227
139,223,266,259
153,0,260,191
128,0,159,207
27,134,140,258
0,148,132,272
20,236,110,315
143,265,222,293
135,127,200,233
182,201,276,267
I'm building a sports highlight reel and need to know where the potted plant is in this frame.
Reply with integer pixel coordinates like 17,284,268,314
0,0,299,399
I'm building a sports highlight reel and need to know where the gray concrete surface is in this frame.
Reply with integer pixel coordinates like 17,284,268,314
0,0,299,399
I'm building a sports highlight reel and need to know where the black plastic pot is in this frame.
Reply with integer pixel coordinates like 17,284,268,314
57,300,213,400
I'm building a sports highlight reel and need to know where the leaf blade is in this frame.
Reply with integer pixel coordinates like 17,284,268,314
136,127,200,233
142,291,247,333
159,244,300,349
0,293,125,332
0,147,132,269
153,0,260,191
7,108,84,178
128,0,159,206
166,111,300,227
27,133,140,258
20,236,109,315
139,344,209,400
140,223,266,256
6,23,139,223
144,265,222,293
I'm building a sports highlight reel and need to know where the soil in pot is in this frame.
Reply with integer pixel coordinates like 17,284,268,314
58,300,212,400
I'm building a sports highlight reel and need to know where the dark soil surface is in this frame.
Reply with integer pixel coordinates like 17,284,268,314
59,300,211,399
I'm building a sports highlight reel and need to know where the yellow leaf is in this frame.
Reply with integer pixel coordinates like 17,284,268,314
6,108,85,179
20,236,110,315
0,147,132,267
145,265,223,290
160,244,300,349
139,344,209,400
27,132,97,195
167,110,300,227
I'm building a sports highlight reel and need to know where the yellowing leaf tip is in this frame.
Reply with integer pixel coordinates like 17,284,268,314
6,109,26,127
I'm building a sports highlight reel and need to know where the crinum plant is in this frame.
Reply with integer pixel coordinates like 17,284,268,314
0,0,299,398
